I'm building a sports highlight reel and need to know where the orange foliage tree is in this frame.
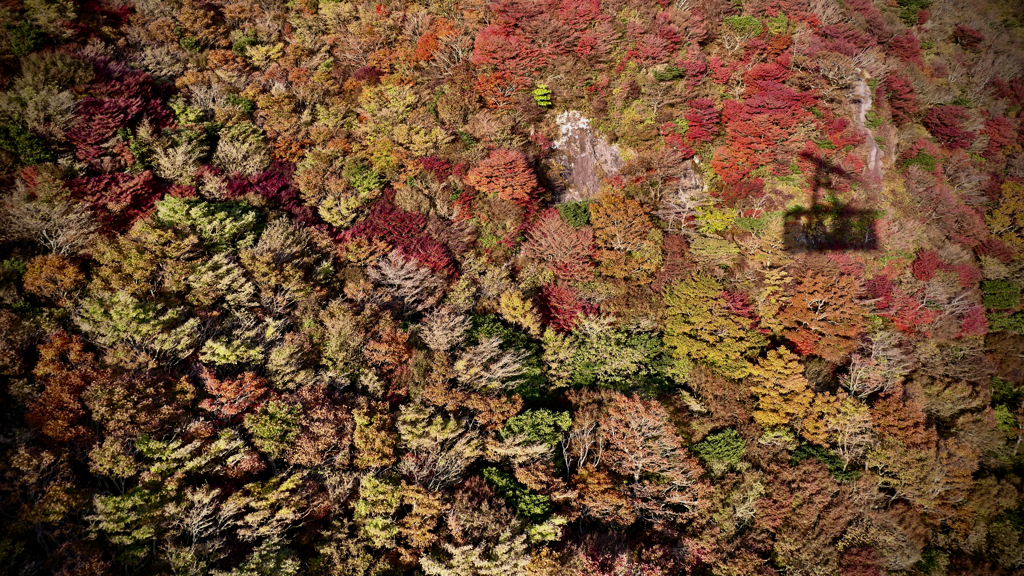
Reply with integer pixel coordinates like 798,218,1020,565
589,192,663,283
464,149,538,204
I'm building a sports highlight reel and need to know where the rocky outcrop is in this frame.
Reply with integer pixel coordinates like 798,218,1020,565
656,155,708,232
547,111,624,202
676,156,705,198
852,69,884,183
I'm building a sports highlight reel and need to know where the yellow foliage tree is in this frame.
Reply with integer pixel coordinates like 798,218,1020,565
987,180,1024,254
749,347,814,430
499,289,543,337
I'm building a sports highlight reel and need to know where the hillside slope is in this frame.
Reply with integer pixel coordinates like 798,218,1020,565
2,0,1024,574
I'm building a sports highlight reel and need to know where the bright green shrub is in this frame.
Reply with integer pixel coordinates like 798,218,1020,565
724,15,763,37
154,196,261,252
983,280,1021,310
532,84,552,107
556,200,591,228
693,428,746,466
501,410,572,446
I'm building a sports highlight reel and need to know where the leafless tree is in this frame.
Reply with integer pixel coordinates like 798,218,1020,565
1,181,98,255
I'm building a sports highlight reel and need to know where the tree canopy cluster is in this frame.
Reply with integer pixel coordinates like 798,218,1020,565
2,0,1024,574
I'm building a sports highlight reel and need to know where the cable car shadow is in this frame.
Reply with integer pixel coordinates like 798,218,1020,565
782,151,882,252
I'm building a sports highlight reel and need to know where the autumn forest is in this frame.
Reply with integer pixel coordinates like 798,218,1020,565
1,0,1024,573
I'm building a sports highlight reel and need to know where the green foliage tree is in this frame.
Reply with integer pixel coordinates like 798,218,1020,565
154,196,261,252
352,475,401,548
983,280,1021,310
500,409,572,446
543,316,665,389
693,429,746,473
482,467,552,520
213,121,271,175
75,291,201,367
244,400,302,461
664,276,767,379
556,201,590,228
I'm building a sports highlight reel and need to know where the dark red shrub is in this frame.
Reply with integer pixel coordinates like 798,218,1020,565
227,162,317,225
911,250,943,281
540,283,594,332
889,31,923,68
951,263,983,288
923,105,975,149
419,156,453,180
952,25,984,50
958,306,988,337
683,98,719,147
652,234,694,292
982,116,1016,160
708,56,734,84
865,273,894,307
885,73,920,124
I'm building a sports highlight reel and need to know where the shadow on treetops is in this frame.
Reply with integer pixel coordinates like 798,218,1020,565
783,151,881,252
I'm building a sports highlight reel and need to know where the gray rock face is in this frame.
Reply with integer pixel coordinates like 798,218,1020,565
548,111,624,203
656,156,708,233
852,69,883,183
676,157,705,198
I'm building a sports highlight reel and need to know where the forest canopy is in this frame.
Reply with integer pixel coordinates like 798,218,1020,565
2,0,1024,574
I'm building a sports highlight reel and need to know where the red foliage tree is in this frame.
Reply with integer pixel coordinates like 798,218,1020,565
911,249,943,281
923,105,976,149
227,161,316,225
865,273,894,307
712,82,811,202
952,25,984,50
840,547,883,576
474,70,529,110
885,73,920,124
884,289,941,335
67,98,139,163
744,61,791,86
981,115,1016,160
556,0,606,32
471,25,544,77
539,283,594,332
344,191,456,275
600,392,704,526
625,12,683,66
683,98,719,148
721,290,757,323
958,306,988,337
708,56,734,84
779,269,865,363
951,263,982,288
522,208,595,282
889,31,924,67
197,366,272,421
814,24,878,57
25,332,109,445
68,170,158,230
652,233,694,292
844,0,891,43
673,42,702,71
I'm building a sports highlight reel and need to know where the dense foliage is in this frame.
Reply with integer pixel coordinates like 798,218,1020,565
2,0,1024,574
